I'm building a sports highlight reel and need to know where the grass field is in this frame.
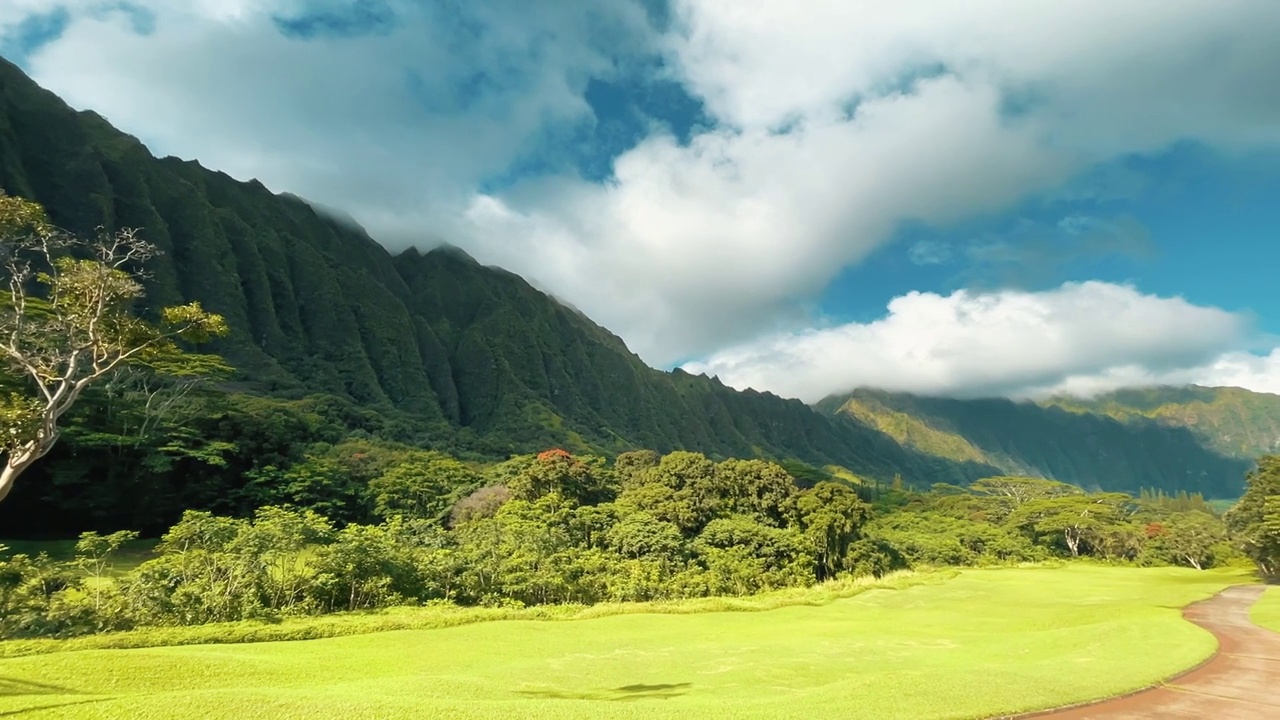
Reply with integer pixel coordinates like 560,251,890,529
0,565,1251,720
1250,585,1280,632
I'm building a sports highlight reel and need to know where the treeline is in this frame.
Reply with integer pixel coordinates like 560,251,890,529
0,447,1251,640
0,449,887,638
876,478,1233,569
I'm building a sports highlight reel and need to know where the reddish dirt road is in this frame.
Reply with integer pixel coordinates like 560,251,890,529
1008,584,1280,719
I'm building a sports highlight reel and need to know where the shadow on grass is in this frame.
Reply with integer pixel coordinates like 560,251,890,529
516,682,692,702
0,698,112,717
0,678,111,719
0,677,82,697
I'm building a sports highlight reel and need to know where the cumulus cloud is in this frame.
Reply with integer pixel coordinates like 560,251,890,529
456,75,1068,362
453,0,1280,363
1183,351,1280,396
1050,349,1280,399
682,282,1254,402
5,1,1280,376
10,0,655,243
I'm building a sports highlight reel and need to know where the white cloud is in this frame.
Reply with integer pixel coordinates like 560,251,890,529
6,1,1280,377
682,282,1255,402
453,0,1280,363
15,0,653,244
455,75,1069,362
666,0,1280,149
1185,351,1280,396
1051,349,1280,399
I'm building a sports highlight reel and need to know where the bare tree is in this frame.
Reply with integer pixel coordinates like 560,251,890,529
0,191,228,503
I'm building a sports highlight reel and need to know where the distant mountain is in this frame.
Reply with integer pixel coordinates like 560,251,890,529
1042,385,1280,460
816,388,1250,498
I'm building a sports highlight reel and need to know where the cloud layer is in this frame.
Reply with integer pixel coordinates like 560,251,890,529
8,0,655,241
453,0,1280,363
3,1,1280,395
683,282,1262,402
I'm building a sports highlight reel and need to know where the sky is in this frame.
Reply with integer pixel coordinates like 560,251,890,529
2,1,1279,403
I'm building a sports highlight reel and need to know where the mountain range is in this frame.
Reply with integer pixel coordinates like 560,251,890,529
0,56,1273,500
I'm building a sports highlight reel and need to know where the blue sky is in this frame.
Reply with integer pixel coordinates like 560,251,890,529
823,145,1280,329
2,1,1279,401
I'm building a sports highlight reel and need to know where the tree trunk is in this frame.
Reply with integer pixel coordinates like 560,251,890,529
1064,529,1081,557
0,443,45,504
0,465,15,503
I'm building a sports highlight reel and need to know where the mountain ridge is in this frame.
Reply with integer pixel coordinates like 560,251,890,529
0,54,1263,500
1042,384,1280,460
0,54,999,487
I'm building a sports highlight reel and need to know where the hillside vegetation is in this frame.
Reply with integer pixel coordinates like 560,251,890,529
818,389,1249,498
0,448,1245,642
1044,385,1280,459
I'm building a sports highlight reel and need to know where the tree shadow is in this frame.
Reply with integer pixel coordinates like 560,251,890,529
0,677,82,697
0,698,112,717
516,682,692,702
0,678,111,720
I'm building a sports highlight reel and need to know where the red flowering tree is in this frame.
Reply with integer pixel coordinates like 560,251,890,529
509,449,609,503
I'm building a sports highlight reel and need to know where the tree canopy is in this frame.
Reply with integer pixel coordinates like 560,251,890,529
0,192,227,503
1225,455,1280,576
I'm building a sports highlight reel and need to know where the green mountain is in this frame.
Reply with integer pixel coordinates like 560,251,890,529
0,55,995,487
816,389,1250,498
1042,385,1280,460
0,56,1259,504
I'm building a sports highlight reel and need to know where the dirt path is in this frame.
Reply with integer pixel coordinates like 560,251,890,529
1008,584,1280,719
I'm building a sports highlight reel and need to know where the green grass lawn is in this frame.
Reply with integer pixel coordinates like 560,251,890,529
1250,584,1280,632
0,565,1252,720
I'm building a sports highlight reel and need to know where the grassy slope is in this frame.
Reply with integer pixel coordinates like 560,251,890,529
833,397,996,467
1249,585,1280,632
0,565,1250,720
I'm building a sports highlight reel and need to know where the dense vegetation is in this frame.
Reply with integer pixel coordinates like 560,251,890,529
1224,454,1280,576
0,191,229,503
0,444,1250,641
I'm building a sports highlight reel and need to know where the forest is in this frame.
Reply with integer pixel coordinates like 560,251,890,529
2,437,1270,641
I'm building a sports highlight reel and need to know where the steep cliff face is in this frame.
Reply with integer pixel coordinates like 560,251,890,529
0,55,1003,484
